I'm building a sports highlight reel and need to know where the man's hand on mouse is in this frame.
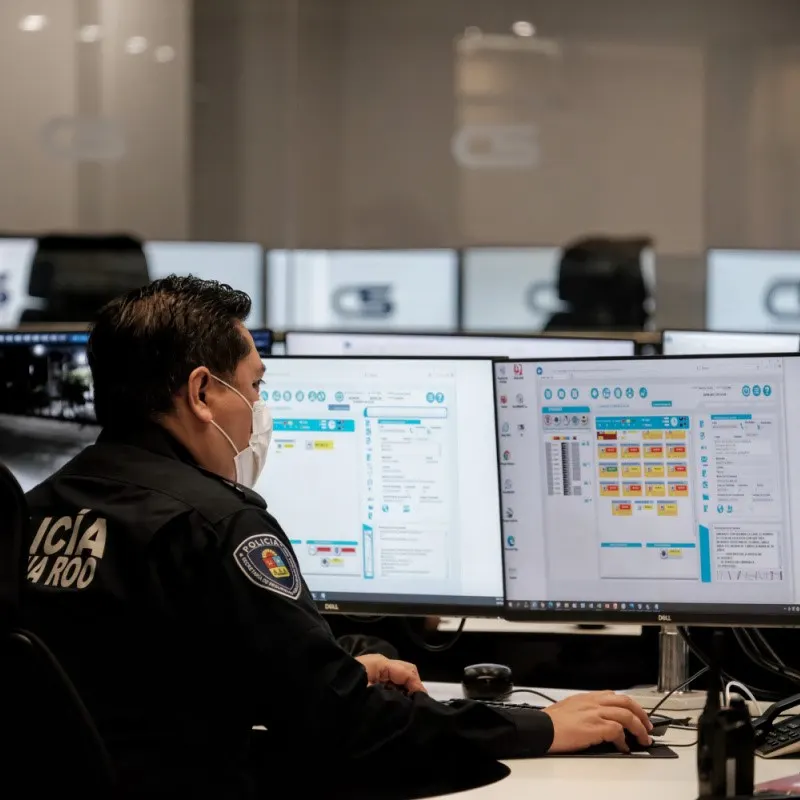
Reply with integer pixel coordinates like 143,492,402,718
355,654,428,695
543,691,653,754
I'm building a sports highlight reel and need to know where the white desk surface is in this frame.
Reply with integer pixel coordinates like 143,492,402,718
437,618,642,637
424,682,800,799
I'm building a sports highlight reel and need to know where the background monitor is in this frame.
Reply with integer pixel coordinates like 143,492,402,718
285,330,636,358
462,246,657,333
707,249,800,332
462,247,563,332
144,241,265,326
266,249,459,332
663,329,800,356
0,330,99,492
496,353,800,624
248,328,273,356
254,356,504,615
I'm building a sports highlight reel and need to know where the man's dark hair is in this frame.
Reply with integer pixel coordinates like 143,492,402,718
89,275,252,429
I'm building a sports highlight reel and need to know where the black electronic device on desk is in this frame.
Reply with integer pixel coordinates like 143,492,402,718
695,632,800,800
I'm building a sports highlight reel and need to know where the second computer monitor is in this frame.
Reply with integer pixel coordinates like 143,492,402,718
497,353,800,625
254,356,504,615
284,331,635,359
662,329,800,356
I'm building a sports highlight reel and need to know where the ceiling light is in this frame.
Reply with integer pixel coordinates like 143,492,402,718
124,36,148,55
511,20,536,37
19,15,47,32
78,24,102,43
154,45,175,63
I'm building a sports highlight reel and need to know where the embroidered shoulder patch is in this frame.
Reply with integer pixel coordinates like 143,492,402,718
233,534,301,600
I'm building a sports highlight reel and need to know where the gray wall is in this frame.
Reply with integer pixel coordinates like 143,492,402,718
4,0,800,327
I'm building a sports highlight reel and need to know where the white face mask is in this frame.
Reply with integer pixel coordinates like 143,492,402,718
210,375,273,488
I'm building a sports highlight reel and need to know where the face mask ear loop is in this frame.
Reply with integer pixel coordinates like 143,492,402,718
210,420,240,456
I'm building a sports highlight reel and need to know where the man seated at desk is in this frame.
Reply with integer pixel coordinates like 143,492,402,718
21,276,653,799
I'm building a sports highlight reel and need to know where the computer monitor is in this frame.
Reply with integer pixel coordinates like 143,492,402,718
254,356,504,615
463,246,657,333
461,247,563,332
248,329,273,356
266,249,459,331
0,329,99,492
144,241,266,326
707,249,800,332
285,330,636,359
496,353,800,625
663,330,800,356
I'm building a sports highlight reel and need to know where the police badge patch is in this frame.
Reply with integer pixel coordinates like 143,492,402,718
233,534,301,600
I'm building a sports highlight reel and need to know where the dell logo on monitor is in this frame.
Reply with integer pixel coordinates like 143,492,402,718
657,614,672,622
331,285,394,319
323,603,340,611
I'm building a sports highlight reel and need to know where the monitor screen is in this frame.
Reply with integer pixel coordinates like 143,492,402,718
463,246,657,333
707,249,800,332
285,331,635,359
144,241,265,326
266,250,459,331
462,247,563,332
663,330,800,356
0,330,99,492
254,357,504,615
496,354,800,624
249,329,273,356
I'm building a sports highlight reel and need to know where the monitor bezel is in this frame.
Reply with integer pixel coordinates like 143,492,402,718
662,327,800,356
261,354,508,618
498,350,800,627
282,328,638,357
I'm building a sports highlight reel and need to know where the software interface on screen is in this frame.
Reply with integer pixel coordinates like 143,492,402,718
496,355,800,617
285,331,636,359
267,250,459,331
0,330,99,492
144,241,265,326
254,357,504,611
707,250,800,333
663,330,800,356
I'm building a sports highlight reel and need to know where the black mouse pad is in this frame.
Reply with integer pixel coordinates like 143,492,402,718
547,743,679,759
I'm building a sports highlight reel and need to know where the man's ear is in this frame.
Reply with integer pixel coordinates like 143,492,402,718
186,367,214,423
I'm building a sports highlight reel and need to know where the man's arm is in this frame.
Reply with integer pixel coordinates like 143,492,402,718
154,507,555,763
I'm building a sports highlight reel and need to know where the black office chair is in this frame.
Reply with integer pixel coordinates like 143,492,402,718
0,463,117,797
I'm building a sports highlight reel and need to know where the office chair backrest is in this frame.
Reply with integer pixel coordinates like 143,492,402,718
0,463,117,797
0,462,24,628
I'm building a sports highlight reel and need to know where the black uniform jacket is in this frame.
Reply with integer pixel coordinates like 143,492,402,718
22,423,554,798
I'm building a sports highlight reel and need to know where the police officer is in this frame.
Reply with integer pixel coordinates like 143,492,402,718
22,276,653,799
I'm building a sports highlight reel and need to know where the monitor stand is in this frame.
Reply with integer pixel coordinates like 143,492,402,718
627,625,707,712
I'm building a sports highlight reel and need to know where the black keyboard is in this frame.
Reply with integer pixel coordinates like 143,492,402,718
756,717,800,758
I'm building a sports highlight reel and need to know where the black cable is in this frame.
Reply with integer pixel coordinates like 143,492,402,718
751,629,787,669
649,665,709,716
342,613,386,624
677,627,783,701
403,617,466,652
734,629,800,688
507,688,558,704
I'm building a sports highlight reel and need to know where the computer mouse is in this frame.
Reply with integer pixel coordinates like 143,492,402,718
462,663,513,701
648,713,672,737
624,730,656,752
